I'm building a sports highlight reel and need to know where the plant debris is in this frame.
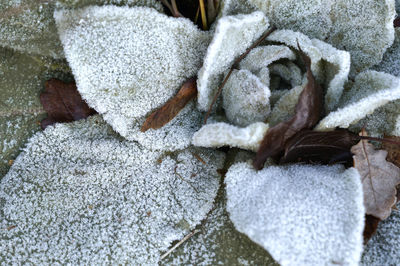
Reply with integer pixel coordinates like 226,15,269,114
280,130,360,165
351,130,400,220
141,77,197,132
253,44,323,170
40,79,97,129
363,215,381,243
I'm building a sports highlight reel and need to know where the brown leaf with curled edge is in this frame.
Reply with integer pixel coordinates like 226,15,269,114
351,130,400,220
382,136,400,203
141,77,197,132
280,129,360,165
253,44,323,170
40,79,97,129
363,215,381,243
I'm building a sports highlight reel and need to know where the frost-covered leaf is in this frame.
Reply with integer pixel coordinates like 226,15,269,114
268,62,304,88
238,45,296,73
192,122,269,152
0,47,70,177
222,69,270,126
351,137,400,220
217,0,256,17
162,190,278,265
362,203,400,265
316,71,400,131
250,0,332,40
267,85,304,126
55,6,210,151
40,79,96,129
56,0,163,9
0,116,225,264
374,29,400,77
226,163,365,266
0,0,162,58
197,11,269,111
266,29,350,111
250,0,396,75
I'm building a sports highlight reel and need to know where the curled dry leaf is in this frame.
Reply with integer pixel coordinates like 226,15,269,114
280,130,360,165
40,79,97,129
141,77,197,132
351,132,400,220
253,45,323,170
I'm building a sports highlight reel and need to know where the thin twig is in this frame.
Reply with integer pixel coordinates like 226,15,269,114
171,0,183,17
160,229,201,260
203,26,276,123
194,6,200,24
160,0,182,17
199,0,208,30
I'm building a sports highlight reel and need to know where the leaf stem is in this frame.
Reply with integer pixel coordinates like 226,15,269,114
203,26,276,124
199,0,208,30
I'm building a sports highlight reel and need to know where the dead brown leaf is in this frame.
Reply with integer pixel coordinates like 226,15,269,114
363,215,381,243
280,129,360,165
382,135,400,167
40,79,97,129
253,44,323,170
141,77,197,132
351,131,400,220
394,17,400,28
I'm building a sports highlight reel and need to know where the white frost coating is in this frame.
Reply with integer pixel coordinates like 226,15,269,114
250,0,332,40
0,116,225,264
0,0,163,58
267,85,304,126
238,45,296,72
256,67,270,87
197,12,269,111
218,0,257,17
222,69,271,126
362,203,400,265
55,6,210,150
226,163,365,266
192,122,269,152
317,71,400,131
349,100,400,137
266,29,351,111
250,0,396,75
374,29,400,77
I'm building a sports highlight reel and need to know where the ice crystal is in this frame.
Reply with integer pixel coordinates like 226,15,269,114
226,163,364,266
0,116,225,264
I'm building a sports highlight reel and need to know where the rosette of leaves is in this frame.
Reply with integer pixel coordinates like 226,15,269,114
192,7,400,265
